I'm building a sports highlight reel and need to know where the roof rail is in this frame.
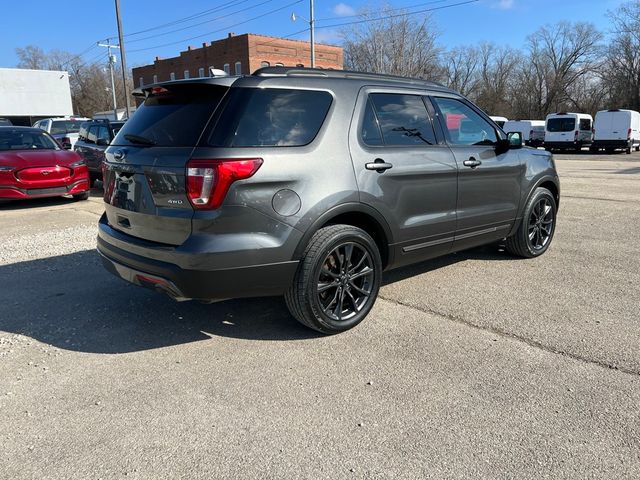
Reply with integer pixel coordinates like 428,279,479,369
253,66,444,88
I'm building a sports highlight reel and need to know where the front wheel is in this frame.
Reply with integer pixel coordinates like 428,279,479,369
505,187,557,258
285,225,382,334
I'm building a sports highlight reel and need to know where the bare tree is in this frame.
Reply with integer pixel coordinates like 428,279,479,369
471,43,520,116
441,46,480,97
341,8,442,80
601,1,640,110
14,45,133,117
525,22,603,116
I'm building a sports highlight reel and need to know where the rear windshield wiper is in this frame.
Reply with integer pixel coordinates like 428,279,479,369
124,134,156,146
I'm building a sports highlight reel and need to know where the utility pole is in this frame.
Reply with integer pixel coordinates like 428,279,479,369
114,0,132,119
309,0,315,68
97,40,119,120
291,0,315,67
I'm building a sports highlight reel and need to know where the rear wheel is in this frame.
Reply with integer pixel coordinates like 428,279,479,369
626,141,632,154
505,187,556,258
73,191,90,201
285,225,382,334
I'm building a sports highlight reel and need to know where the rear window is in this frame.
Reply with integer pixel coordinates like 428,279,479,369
579,118,591,130
207,88,332,147
547,117,575,132
50,120,83,135
113,84,227,147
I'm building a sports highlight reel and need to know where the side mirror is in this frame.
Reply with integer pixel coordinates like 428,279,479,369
507,131,523,149
97,138,109,146
62,142,72,150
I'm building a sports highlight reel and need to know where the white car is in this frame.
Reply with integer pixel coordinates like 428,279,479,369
32,116,90,149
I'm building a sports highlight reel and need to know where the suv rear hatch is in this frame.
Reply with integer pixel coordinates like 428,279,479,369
102,80,233,245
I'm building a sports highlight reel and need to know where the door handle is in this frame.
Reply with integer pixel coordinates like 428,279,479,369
463,157,482,168
365,158,393,173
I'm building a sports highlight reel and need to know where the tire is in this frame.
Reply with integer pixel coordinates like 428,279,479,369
88,174,95,189
626,142,632,154
73,191,90,201
505,187,557,258
285,224,382,334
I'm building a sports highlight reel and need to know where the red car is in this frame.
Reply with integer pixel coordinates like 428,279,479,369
0,127,90,201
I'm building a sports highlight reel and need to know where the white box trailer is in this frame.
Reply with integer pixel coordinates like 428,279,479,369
0,68,73,126
502,120,545,147
544,112,593,152
590,109,640,154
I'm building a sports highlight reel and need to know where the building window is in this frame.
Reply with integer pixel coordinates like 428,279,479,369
275,62,284,67
198,67,205,77
170,72,176,80
153,74,157,83
184,70,190,79
223,63,230,74
235,62,242,75
139,77,144,87
260,61,270,67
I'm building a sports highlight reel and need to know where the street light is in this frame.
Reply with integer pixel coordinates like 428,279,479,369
290,0,315,67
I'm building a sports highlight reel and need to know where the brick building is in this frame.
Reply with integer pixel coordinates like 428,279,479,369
132,33,344,87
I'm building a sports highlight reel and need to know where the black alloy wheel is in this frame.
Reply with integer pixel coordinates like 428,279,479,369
285,224,382,334
505,187,557,258
316,242,375,322
527,197,554,251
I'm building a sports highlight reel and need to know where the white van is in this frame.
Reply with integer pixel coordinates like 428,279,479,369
544,112,593,152
503,120,545,147
590,109,640,154
490,116,508,128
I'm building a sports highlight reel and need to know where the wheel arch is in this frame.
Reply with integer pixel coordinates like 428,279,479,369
293,203,394,269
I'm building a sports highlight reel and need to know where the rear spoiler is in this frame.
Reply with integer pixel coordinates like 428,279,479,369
132,77,239,98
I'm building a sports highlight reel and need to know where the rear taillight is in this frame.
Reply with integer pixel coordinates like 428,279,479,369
186,158,263,210
628,128,632,139
574,131,579,139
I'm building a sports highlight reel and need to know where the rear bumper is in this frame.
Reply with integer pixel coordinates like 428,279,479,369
526,138,544,147
591,140,630,149
97,214,299,301
545,141,592,150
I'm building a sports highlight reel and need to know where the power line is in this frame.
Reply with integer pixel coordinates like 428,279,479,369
315,0,480,30
120,0,252,38
315,0,451,22
126,0,279,45
129,0,304,53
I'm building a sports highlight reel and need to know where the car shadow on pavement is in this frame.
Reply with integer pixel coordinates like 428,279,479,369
0,250,320,354
0,196,78,210
0,245,515,354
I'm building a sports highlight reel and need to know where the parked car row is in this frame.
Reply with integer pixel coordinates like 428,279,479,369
493,109,640,154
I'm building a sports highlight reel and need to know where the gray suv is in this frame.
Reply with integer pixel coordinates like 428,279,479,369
98,67,560,334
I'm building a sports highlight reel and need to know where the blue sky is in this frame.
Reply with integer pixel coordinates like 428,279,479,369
0,0,627,70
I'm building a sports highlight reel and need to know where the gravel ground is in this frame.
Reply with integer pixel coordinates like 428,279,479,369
1,153,639,479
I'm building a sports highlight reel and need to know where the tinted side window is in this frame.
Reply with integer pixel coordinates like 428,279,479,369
579,118,591,130
431,97,498,146
87,126,98,144
360,99,383,146
97,126,109,142
369,93,435,146
208,88,332,147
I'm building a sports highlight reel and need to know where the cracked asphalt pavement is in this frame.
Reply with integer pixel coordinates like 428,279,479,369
1,153,639,479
